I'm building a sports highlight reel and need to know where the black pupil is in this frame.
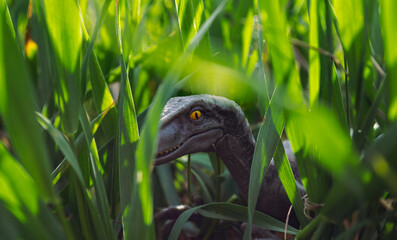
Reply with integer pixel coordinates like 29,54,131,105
195,112,199,119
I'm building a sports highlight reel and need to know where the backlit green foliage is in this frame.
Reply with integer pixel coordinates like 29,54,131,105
0,0,397,239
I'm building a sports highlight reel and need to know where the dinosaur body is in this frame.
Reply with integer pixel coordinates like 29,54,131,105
155,94,305,227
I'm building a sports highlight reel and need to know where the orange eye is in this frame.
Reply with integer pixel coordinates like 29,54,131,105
190,110,202,120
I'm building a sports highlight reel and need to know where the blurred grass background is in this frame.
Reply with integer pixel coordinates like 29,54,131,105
1,0,397,239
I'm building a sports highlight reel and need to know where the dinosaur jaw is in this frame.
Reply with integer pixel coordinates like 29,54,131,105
154,128,224,166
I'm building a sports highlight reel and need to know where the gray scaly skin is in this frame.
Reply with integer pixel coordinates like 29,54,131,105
155,94,305,228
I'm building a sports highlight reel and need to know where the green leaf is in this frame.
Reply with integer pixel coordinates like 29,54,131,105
259,0,299,86
0,143,66,240
245,88,307,238
80,0,116,138
81,0,112,86
36,113,85,187
155,165,181,206
365,121,397,194
332,0,363,52
379,0,397,120
241,9,254,68
175,0,210,56
332,0,365,136
50,102,115,186
169,202,299,240
115,3,142,240
308,0,321,106
197,203,299,234
175,158,213,203
0,1,54,201
42,0,82,134
245,90,283,240
79,107,115,240
251,6,269,113
273,140,307,225
286,106,358,175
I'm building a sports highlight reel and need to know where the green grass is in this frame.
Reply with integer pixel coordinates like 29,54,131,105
1,0,397,239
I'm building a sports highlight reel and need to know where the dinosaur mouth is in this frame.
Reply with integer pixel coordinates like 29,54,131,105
156,138,188,158
154,128,224,166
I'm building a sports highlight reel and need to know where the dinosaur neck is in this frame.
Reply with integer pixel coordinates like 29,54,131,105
214,116,255,202
215,124,304,227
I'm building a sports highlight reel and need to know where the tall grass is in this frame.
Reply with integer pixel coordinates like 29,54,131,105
0,0,397,239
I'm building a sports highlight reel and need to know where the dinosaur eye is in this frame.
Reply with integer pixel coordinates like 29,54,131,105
190,110,202,120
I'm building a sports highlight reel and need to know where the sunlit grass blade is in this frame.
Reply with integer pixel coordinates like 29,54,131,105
244,87,307,239
81,0,112,87
286,106,358,177
245,91,281,239
246,3,306,238
251,7,269,113
115,2,142,239
51,102,115,186
36,113,85,187
42,0,82,135
332,0,364,59
116,1,140,209
174,0,210,56
80,0,116,138
273,140,307,226
79,107,115,239
258,0,299,86
332,0,367,148
121,0,151,60
309,1,334,107
379,0,397,121
185,0,229,54
241,9,254,69
35,115,90,238
0,1,54,201
308,0,321,106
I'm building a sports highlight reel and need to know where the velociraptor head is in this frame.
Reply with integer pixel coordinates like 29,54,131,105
154,94,250,165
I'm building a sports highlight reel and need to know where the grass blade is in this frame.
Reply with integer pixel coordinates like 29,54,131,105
0,143,66,240
379,0,397,120
155,165,181,206
80,0,117,138
273,140,307,225
308,0,321,106
244,88,308,238
175,0,210,56
169,202,299,240
36,113,85,187
0,1,53,201
115,2,142,239
79,107,115,239
42,0,82,135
